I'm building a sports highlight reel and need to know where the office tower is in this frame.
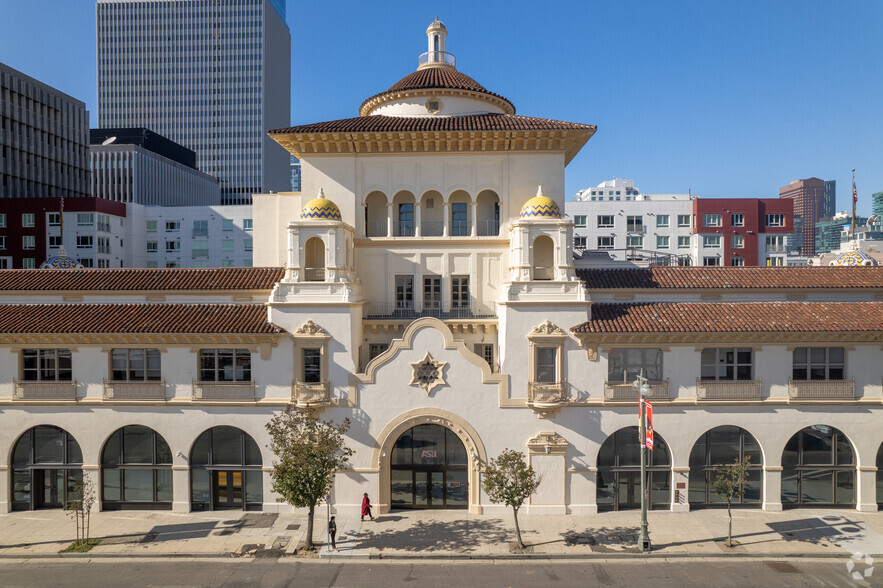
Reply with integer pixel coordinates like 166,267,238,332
823,180,836,220
90,128,220,206
96,0,291,204
779,177,826,255
0,62,90,200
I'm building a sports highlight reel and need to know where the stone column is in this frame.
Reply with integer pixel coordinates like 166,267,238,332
172,465,190,512
386,203,394,237
442,202,449,237
0,467,10,512
414,203,421,237
857,466,878,512
762,465,783,511
470,201,478,237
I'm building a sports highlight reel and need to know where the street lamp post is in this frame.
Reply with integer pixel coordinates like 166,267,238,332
633,369,652,552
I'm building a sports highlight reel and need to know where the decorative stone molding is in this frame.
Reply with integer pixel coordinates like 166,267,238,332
409,352,448,396
527,432,568,455
585,345,598,361
295,320,329,337
530,320,566,337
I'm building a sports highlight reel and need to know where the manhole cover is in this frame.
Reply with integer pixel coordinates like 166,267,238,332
766,561,801,574
287,524,301,531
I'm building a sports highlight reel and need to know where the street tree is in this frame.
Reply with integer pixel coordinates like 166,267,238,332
712,456,752,547
481,449,541,550
65,474,97,550
266,406,353,550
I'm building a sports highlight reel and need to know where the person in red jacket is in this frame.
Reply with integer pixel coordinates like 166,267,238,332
361,493,374,521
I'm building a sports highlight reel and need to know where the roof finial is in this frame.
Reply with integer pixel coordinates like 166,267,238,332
318,187,325,198
536,185,544,198
420,18,454,69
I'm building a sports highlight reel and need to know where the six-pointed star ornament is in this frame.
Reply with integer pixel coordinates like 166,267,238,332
409,352,448,396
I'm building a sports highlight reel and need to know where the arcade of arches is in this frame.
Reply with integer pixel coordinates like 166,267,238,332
6,423,879,512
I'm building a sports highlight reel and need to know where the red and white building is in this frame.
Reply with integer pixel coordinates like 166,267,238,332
692,198,794,266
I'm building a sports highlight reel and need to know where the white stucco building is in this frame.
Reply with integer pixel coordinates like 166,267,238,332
1,20,882,518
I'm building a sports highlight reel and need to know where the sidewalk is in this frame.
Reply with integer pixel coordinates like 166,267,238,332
1,507,882,560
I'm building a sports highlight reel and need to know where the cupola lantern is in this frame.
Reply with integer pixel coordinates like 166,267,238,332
419,17,455,69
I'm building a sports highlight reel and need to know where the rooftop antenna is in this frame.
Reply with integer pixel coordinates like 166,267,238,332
851,169,857,242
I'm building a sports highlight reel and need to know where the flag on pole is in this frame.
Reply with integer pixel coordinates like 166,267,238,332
645,400,654,450
853,176,858,205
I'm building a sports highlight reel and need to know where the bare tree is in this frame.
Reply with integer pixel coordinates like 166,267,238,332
481,449,541,550
266,407,353,550
65,475,97,549
712,456,751,547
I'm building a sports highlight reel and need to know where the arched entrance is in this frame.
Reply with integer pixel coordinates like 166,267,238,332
390,424,468,509
101,425,172,510
597,426,671,511
689,426,763,507
11,426,82,511
304,237,326,282
782,425,855,506
190,426,263,511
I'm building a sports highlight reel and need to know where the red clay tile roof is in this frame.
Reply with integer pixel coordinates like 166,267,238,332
0,304,281,334
0,267,285,292
269,114,595,135
571,302,883,333
577,267,883,290
359,68,515,113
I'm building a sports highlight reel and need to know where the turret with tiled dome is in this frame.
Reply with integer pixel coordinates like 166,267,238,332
39,246,84,269
520,186,563,219
300,188,342,221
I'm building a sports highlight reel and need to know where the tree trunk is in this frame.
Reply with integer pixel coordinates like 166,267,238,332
512,506,524,549
726,500,732,547
86,509,91,542
306,505,315,550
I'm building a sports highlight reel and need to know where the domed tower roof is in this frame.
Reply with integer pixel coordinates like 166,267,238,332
830,249,878,266
520,187,562,219
359,19,515,117
39,246,84,270
300,189,342,221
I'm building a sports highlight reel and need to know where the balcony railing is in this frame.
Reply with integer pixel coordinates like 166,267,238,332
363,301,496,320
604,380,670,401
365,221,388,237
696,379,762,400
393,221,415,237
304,267,325,282
418,51,456,68
788,379,855,400
421,221,444,237
477,220,501,237
192,229,209,238
103,380,166,401
14,379,78,401
293,380,331,408
528,381,567,405
192,380,256,401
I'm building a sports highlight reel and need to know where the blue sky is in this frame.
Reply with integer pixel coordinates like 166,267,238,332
1,0,881,214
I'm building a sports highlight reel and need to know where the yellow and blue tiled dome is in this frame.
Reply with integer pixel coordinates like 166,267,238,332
301,189,341,221
830,250,877,266
519,186,562,219
39,247,83,269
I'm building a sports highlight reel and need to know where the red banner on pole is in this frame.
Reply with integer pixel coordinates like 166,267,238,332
645,400,654,451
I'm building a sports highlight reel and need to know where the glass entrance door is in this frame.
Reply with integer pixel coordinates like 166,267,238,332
213,471,243,509
390,424,469,510
35,469,64,509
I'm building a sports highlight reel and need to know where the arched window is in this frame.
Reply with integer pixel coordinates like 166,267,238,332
689,426,763,507
101,425,172,509
597,427,670,511
475,190,500,236
390,424,468,509
532,235,555,280
782,425,855,506
190,426,262,511
304,237,325,282
364,191,388,237
11,426,82,511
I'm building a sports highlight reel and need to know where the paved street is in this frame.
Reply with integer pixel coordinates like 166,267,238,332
0,558,871,587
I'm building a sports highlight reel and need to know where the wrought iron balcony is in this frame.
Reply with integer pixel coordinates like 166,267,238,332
293,380,331,408
14,379,78,401
103,380,166,401
363,302,496,320
192,380,256,401
604,380,670,401
788,379,855,400
696,379,762,400
418,51,456,68
527,381,567,405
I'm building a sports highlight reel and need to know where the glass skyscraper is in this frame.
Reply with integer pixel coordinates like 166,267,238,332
96,0,291,204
